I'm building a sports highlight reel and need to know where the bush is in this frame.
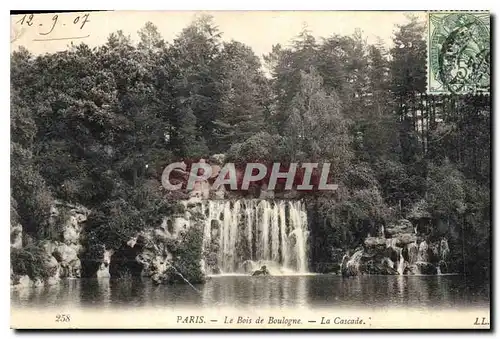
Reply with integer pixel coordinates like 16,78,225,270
166,225,205,284
11,244,54,280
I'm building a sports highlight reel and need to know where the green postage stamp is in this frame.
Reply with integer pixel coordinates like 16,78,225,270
427,11,490,95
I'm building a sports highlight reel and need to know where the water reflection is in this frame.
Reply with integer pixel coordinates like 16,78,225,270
11,275,489,310
201,276,309,308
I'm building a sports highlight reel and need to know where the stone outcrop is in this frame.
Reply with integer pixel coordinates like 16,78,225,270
106,201,206,284
341,219,450,276
96,248,114,278
11,202,90,288
10,223,22,250
43,202,90,279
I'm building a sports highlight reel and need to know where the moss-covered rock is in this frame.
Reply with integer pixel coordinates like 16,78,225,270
416,262,437,275
11,243,60,285
385,219,413,237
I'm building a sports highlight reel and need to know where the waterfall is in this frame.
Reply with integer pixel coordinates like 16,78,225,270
379,225,385,237
202,199,309,275
417,240,428,262
340,254,349,273
397,250,405,275
407,242,419,265
279,204,288,269
386,238,405,275
344,250,364,276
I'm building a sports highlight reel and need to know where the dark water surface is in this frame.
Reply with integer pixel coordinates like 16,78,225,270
11,274,490,310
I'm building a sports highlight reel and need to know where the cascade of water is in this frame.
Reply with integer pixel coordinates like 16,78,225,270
440,238,450,261
262,201,270,260
219,201,241,273
271,203,280,262
379,225,385,237
279,202,288,268
407,242,419,265
417,241,428,262
289,200,308,273
397,249,405,275
340,254,349,273
346,250,364,273
245,202,254,260
201,199,309,274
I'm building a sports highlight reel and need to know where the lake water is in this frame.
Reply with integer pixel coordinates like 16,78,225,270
11,274,490,310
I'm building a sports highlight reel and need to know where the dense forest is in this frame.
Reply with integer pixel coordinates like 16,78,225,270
11,15,490,280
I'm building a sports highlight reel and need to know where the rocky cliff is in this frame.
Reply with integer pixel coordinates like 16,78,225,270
11,201,90,288
110,200,206,284
341,219,450,276
11,198,207,288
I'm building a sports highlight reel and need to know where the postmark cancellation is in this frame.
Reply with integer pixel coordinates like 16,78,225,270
427,11,490,95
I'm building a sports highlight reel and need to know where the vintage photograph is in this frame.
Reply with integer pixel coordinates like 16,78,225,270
10,10,491,329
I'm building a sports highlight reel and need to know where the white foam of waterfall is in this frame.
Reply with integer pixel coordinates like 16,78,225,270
202,199,309,275
386,238,405,275
289,201,308,273
279,202,288,269
345,250,364,274
219,201,241,273
271,203,280,262
397,249,405,275
259,200,270,261
245,204,254,260
417,240,428,262
340,254,349,273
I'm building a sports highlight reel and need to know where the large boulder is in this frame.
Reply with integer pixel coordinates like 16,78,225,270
363,237,387,256
361,259,399,275
10,223,22,249
395,233,417,246
52,243,81,278
11,275,32,289
385,219,414,237
259,183,274,199
49,202,90,244
416,262,437,275
404,264,420,275
213,185,226,199
403,242,419,265
439,238,450,261
136,247,172,280
45,256,61,285
417,241,429,262
209,154,226,166
96,249,114,278
341,250,363,277
364,237,386,249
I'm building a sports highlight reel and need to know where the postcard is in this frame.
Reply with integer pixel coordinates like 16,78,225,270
10,10,491,329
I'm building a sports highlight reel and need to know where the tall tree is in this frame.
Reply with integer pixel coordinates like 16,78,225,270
168,15,223,156
214,40,268,150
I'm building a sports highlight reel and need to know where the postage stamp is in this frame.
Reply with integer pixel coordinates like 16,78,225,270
427,11,490,95
10,10,491,330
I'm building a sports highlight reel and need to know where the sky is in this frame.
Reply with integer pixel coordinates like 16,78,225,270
10,11,425,58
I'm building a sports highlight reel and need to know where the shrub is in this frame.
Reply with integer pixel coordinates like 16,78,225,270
11,244,54,280
166,225,205,284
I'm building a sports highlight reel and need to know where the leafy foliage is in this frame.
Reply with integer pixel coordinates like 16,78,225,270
11,244,54,280
11,15,490,278
166,224,205,284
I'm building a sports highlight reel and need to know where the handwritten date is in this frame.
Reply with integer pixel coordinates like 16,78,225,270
16,13,90,36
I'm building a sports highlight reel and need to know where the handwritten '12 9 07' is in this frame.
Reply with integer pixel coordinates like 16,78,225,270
16,13,91,36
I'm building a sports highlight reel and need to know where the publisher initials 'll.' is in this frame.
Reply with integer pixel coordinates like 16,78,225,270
474,317,489,325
